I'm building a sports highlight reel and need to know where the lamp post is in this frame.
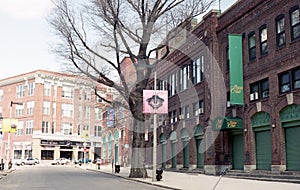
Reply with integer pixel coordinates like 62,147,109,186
152,71,157,182
6,101,23,170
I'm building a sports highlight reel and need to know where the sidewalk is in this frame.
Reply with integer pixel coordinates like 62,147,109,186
77,164,300,190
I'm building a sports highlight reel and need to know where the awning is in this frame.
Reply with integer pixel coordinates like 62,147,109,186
212,117,243,131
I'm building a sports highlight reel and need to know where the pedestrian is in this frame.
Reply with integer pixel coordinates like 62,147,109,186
111,158,114,172
96,158,101,170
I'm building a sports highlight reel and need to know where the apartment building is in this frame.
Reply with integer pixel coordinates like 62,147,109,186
0,70,109,163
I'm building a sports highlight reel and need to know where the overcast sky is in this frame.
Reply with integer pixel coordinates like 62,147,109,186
0,0,237,80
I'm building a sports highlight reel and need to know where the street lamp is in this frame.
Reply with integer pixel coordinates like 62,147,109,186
5,101,23,170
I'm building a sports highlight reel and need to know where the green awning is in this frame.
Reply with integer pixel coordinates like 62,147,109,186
212,117,243,131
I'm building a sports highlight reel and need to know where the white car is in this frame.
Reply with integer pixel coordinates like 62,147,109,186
51,158,70,165
16,158,36,166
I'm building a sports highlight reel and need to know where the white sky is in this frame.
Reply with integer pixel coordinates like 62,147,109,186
0,0,237,80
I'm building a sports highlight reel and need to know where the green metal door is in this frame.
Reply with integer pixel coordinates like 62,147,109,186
171,142,177,168
183,140,189,168
114,144,118,164
196,139,204,168
232,134,244,170
285,126,300,171
255,130,272,170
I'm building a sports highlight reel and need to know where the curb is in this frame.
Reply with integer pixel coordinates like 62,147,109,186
76,166,181,190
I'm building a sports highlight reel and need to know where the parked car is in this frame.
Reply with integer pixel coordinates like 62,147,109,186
34,158,40,164
74,158,91,165
51,158,70,165
16,158,36,166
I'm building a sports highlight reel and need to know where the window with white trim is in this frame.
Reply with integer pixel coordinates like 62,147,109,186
62,103,73,117
27,101,34,115
28,82,35,96
16,84,25,98
26,120,34,135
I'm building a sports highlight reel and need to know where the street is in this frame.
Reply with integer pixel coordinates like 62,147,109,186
0,165,167,190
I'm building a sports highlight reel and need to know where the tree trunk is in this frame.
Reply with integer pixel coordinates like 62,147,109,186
129,119,148,178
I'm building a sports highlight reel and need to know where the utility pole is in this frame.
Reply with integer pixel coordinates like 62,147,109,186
152,71,157,182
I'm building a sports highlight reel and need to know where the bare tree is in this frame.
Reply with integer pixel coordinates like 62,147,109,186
48,0,215,178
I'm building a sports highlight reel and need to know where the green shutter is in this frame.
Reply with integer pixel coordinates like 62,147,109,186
255,130,272,170
285,126,300,171
232,134,244,169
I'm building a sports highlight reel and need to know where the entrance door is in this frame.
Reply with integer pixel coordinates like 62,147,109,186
182,140,189,168
195,139,204,168
255,130,272,170
171,142,177,168
114,145,119,164
285,126,300,171
232,134,244,170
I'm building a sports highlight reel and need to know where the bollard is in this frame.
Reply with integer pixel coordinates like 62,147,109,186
156,168,163,181
115,165,120,173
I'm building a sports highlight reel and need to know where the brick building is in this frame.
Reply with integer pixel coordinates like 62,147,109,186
0,70,109,164
143,0,300,175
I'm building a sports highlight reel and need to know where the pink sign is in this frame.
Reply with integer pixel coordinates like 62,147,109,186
143,90,168,113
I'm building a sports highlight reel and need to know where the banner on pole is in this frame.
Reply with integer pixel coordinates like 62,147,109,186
229,34,244,105
143,90,168,113
2,119,18,133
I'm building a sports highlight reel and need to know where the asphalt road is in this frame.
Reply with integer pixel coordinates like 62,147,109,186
0,165,167,190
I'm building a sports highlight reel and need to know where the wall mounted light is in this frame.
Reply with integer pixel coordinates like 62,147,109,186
244,128,248,132
272,124,276,128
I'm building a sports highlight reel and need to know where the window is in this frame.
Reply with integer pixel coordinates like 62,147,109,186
16,84,25,98
168,72,177,97
276,15,286,47
158,79,167,91
17,121,24,136
61,123,73,135
250,79,269,101
42,121,49,133
43,101,50,115
168,110,177,124
94,126,102,137
95,108,102,120
192,56,204,84
248,32,256,60
180,64,190,91
16,104,24,117
180,105,190,119
51,122,55,134
193,100,204,116
0,89,3,101
259,25,268,55
84,106,90,119
84,91,91,101
26,120,34,135
278,67,300,94
62,85,73,98
27,101,34,115
290,6,300,40
0,106,2,118
62,103,73,117
28,82,35,96
44,82,51,96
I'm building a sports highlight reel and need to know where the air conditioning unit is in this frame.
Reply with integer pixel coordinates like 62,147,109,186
250,92,259,101
158,121,163,126
195,110,199,116
186,113,190,118
198,108,204,114
179,114,184,119
227,101,231,107
174,117,178,122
